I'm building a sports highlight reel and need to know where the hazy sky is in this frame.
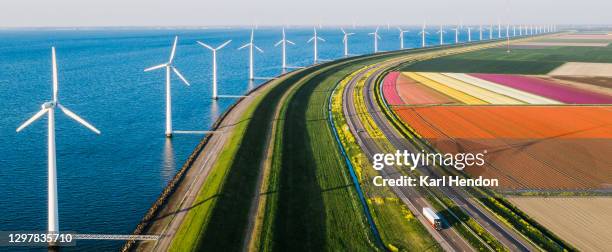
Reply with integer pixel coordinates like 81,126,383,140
1,0,610,27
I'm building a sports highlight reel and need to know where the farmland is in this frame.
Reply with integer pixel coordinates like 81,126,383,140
392,105,612,190
399,39,612,74
509,197,612,251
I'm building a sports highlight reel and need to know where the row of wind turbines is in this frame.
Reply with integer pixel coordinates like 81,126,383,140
15,23,556,239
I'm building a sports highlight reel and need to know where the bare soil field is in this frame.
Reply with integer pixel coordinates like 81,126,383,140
508,197,612,251
549,62,612,77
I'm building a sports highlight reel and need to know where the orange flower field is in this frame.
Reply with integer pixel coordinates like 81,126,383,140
393,105,612,190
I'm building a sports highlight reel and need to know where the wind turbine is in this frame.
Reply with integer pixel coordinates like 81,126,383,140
466,26,472,42
307,27,325,64
398,27,409,49
452,25,459,44
479,24,484,40
513,25,516,37
274,27,295,69
238,29,264,80
340,28,355,57
498,21,502,38
144,36,191,137
197,40,232,100
16,47,101,237
436,24,446,45
418,23,429,48
489,24,493,39
368,26,382,53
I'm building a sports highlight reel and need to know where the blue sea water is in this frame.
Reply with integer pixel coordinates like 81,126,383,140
0,26,493,251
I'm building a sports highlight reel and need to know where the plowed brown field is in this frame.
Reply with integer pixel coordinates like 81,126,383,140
394,105,612,190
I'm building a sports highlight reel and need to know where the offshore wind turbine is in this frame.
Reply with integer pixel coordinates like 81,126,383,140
498,21,502,38
307,27,325,64
418,23,429,48
466,26,472,42
479,24,484,40
197,40,232,100
368,26,382,53
436,24,446,45
238,29,264,80
16,47,101,237
452,26,459,44
275,27,295,69
398,27,409,49
489,24,493,39
340,28,355,57
144,36,191,137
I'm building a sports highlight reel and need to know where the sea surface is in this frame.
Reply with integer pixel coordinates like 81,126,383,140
0,26,484,251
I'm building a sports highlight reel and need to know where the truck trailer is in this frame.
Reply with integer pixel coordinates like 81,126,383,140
422,207,442,230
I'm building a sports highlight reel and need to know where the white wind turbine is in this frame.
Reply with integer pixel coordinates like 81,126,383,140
498,22,502,38
398,27,409,49
479,24,484,40
197,40,232,100
513,25,516,37
452,25,460,44
307,27,325,64
238,29,264,80
489,24,493,39
275,27,295,69
340,28,355,57
418,23,429,48
437,24,446,45
368,26,382,53
17,47,101,236
466,26,472,42
144,36,191,137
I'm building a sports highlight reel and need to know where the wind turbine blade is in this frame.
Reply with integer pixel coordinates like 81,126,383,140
254,45,264,53
341,28,346,34
172,67,190,86
307,37,315,43
318,37,325,42
347,33,355,36
169,36,178,62
16,108,48,132
197,41,214,51
51,47,58,102
238,43,250,50
274,40,283,47
57,104,101,134
287,40,295,45
144,63,166,72
216,40,232,50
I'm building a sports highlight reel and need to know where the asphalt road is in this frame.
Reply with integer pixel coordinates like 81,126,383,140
342,62,474,252
337,42,539,251
360,65,535,252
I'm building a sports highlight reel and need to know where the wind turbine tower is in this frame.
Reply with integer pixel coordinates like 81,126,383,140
437,24,446,45
452,26,459,44
144,36,191,137
369,26,382,53
479,24,483,40
197,40,232,100
398,27,409,49
419,23,429,48
340,28,355,57
307,27,325,64
274,27,295,69
17,47,101,237
238,29,264,80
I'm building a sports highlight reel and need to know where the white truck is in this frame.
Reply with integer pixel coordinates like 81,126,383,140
423,207,442,230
